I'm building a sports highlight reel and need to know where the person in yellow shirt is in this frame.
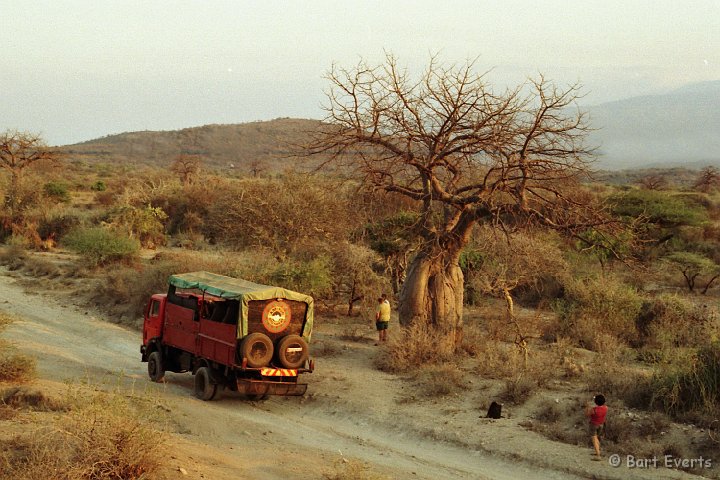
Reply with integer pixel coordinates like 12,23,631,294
375,294,391,344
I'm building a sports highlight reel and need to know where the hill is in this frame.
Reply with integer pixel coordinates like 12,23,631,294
587,80,720,169
62,80,720,173
62,118,324,174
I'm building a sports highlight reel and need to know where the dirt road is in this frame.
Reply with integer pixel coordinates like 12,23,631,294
0,269,704,480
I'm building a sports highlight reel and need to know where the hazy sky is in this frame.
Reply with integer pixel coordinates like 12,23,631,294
2,0,718,145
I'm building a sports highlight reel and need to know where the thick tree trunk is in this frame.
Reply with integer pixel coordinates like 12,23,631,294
398,247,465,352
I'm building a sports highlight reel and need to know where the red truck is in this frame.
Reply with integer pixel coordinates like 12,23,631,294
141,271,314,400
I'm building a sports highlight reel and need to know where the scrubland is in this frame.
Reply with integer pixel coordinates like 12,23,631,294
1,160,719,478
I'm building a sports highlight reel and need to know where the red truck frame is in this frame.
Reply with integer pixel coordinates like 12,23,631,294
140,272,314,400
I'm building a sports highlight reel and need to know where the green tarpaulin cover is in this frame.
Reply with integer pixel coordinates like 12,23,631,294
168,271,314,340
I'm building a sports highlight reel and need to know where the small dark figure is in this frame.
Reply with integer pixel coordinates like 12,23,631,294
487,401,503,419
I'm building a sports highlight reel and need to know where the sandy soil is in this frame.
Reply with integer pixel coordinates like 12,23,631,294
0,267,710,480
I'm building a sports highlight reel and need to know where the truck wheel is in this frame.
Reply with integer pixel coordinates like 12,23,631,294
147,351,165,382
277,335,309,369
240,333,274,368
194,367,218,401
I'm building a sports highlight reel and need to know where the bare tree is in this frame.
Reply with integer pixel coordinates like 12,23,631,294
694,166,720,193
0,130,61,221
308,55,607,351
638,173,668,190
171,154,201,185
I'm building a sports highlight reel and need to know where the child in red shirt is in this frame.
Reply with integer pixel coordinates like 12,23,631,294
585,394,607,460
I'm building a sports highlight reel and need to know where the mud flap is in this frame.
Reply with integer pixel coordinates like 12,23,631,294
236,379,308,396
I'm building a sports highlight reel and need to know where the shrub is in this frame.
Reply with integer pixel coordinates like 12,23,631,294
651,342,720,416
500,375,536,404
0,313,36,383
411,363,469,398
0,244,27,270
267,255,333,299
63,227,140,267
42,181,71,203
551,276,643,350
375,323,455,372
636,294,718,350
104,205,168,248
0,354,37,383
0,390,165,480
91,180,107,191
94,250,253,322
37,213,80,242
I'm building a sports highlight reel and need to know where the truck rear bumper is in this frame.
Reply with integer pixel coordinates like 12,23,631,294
236,378,308,396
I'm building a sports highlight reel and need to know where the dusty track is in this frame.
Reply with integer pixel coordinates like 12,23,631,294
0,269,704,480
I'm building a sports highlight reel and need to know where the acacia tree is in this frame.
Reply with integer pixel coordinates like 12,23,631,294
308,56,605,351
0,130,61,225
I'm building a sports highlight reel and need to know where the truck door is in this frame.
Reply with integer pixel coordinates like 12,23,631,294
143,297,164,346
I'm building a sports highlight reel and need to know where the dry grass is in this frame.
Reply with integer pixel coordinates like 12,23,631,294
0,353,37,383
312,339,340,357
0,312,36,383
0,244,28,270
0,388,166,480
1,386,65,411
374,323,455,372
339,325,372,343
323,458,390,480
409,363,469,399
20,256,61,277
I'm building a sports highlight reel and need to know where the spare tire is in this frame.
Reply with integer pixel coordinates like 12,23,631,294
277,335,309,369
240,332,274,368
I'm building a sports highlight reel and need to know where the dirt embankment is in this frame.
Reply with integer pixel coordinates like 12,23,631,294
0,268,708,480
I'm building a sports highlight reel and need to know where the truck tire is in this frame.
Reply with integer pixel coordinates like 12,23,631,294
194,366,218,401
147,351,165,382
240,333,274,368
276,335,309,369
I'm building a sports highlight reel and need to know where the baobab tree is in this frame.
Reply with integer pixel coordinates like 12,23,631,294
0,130,61,224
308,55,608,352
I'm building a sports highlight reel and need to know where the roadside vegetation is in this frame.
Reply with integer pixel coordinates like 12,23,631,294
0,311,166,479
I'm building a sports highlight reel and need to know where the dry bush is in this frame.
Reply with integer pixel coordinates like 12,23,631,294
0,312,36,383
374,323,455,372
1,387,65,411
500,375,536,404
339,325,372,343
93,249,256,322
323,458,390,480
584,358,654,410
0,244,27,270
20,256,60,277
312,340,340,357
650,342,720,417
550,275,643,350
525,399,586,445
0,312,12,331
410,363,469,398
0,353,36,383
459,321,483,356
0,389,165,480
637,294,719,350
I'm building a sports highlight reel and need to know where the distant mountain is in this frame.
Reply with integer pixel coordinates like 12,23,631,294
62,118,325,173
63,81,720,173
587,81,720,170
